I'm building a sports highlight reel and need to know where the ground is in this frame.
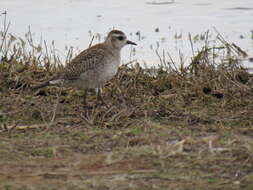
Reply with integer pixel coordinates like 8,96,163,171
0,35,253,189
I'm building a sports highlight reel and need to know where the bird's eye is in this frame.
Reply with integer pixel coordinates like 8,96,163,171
117,36,124,41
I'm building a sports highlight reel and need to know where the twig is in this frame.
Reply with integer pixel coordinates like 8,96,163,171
0,15,10,53
232,43,248,57
222,72,250,90
43,40,50,60
213,27,242,56
188,33,195,57
124,59,137,67
155,49,163,67
50,88,61,124
0,111,20,116
88,36,94,48
166,52,181,75
1,124,45,132
65,46,74,64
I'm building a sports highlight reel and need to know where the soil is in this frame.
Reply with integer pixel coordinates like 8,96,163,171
0,61,253,190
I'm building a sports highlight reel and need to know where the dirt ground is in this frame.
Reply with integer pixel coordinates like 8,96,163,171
1,61,253,190
0,29,253,189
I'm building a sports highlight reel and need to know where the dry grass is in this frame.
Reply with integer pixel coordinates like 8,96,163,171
1,14,253,190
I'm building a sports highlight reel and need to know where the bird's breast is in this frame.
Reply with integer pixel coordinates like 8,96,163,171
102,58,120,80
77,52,120,89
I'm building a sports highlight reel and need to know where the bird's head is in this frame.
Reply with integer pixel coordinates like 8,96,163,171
105,30,137,50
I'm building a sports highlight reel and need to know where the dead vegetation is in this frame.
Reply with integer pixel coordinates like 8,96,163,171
1,14,253,190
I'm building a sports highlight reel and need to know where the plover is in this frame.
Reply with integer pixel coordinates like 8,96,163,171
34,30,137,106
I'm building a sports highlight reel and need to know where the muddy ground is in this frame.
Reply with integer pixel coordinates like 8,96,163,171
1,53,253,190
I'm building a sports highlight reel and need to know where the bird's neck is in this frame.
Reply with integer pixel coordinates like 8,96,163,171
103,44,121,57
104,40,122,51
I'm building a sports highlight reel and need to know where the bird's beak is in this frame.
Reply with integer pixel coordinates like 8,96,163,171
126,40,137,45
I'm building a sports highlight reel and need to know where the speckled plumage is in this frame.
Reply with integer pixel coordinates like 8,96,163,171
46,30,136,90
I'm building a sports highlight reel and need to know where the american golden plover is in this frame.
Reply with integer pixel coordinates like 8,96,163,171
34,30,137,106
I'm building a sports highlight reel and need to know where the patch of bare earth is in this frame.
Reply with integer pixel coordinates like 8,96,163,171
1,28,253,189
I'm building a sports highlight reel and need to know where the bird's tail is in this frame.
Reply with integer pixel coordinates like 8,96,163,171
31,79,64,90
31,81,50,90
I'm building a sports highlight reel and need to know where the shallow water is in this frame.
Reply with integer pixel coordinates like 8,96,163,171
1,0,253,67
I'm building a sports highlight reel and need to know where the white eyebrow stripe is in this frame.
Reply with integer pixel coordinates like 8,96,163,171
112,34,126,37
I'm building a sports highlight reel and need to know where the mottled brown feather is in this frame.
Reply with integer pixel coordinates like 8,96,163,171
61,44,109,80
32,29,135,90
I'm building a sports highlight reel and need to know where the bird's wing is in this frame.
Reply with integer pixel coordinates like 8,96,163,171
62,46,107,80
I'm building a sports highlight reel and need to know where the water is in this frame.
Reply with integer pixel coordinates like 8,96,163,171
1,0,253,67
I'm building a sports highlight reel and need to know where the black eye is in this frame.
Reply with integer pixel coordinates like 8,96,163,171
117,36,124,41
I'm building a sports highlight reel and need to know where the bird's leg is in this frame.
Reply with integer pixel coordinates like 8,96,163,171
82,88,88,108
96,88,108,107
96,88,102,102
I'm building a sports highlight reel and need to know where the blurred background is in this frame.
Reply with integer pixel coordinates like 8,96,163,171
1,0,253,66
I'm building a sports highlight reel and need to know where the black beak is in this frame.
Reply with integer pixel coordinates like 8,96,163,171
126,40,137,45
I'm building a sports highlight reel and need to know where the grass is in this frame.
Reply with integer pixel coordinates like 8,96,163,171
1,15,253,190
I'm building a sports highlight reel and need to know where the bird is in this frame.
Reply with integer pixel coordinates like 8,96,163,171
33,30,137,107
